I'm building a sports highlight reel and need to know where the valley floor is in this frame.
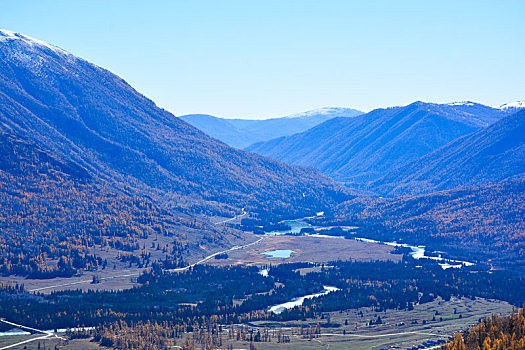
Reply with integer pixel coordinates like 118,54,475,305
238,297,512,350
208,234,400,267
0,231,400,294
0,296,511,350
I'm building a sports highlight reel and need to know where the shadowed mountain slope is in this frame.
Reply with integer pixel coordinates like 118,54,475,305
0,29,348,218
373,109,525,196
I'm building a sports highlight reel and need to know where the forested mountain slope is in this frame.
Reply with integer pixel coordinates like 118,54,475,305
0,29,348,218
247,102,509,184
325,178,525,268
179,107,363,149
373,109,525,196
0,130,205,277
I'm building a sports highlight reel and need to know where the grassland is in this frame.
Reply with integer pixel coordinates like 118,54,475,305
0,233,400,295
0,334,105,350
0,226,251,294
208,234,401,267
228,296,513,350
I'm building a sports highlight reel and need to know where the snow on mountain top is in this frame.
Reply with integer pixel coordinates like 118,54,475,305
0,29,69,56
499,101,525,110
284,107,360,119
447,101,476,106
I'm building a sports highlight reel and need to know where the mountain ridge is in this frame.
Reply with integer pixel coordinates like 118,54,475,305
373,109,525,196
179,107,363,148
246,101,511,184
499,100,525,112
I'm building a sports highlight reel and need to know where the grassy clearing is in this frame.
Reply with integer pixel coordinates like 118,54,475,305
223,297,513,350
208,234,401,267
0,230,253,294
0,335,105,350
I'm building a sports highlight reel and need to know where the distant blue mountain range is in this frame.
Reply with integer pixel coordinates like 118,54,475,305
178,107,363,149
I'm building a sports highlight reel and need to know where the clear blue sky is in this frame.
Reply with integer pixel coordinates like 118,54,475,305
2,0,524,118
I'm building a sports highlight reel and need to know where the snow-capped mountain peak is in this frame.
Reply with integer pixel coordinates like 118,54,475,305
447,101,477,106
499,101,525,111
0,29,69,56
283,107,362,119
0,29,82,80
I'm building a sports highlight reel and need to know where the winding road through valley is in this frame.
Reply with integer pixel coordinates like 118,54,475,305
214,207,247,225
0,319,65,350
28,210,261,293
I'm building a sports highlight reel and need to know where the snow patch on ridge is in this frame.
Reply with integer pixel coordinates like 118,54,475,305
284,107,357,119
447,101,476,106
0,29,70,56
499,101,525,110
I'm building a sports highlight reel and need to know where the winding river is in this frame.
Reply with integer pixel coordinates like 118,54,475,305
265,216,474,269
268,286,340,314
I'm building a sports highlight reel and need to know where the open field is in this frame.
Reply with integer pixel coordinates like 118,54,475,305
0,227,252,294
0,335,105,350
228,297,513,350
0,228,178,294
0,209,251,294
207,234,402,267
0,268,144,294
0,233,401,295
